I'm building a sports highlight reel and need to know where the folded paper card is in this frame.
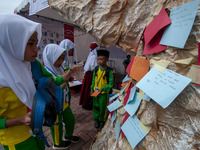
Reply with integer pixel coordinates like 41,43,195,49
107,99,122,112
124,92,142,116
91,91,101,97
136,68,191,108
130,56,150,82
111,110,117,126
109,93,120,102
115,118,121,141
121,115,151,149
187,65,200,84
126,56,135,75
160,0,199,48
143,6,171,55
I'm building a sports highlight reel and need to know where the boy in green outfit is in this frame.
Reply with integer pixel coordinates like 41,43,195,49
91,49,114,129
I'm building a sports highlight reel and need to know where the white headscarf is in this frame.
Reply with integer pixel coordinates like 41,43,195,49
59,39,76,66
0,14,42,109
84,42,98,73
43,44,66,77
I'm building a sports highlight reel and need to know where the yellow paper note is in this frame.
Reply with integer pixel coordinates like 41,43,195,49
138,90,145,99
139,122,151,133
187,65,200,84
153,64,166,72
175,57,195,65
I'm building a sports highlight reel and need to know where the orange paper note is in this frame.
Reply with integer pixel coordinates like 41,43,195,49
124,79,133,92
121,82,128,88
91,91,101,97
130,56,150,82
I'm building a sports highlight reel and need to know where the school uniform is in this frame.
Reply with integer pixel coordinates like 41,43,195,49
43,44,77,147
91,66,114,122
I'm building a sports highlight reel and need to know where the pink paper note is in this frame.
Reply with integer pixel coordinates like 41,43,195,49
126,56,135,74
143,6,171,55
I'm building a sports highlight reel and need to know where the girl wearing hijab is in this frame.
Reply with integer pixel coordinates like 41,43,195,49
59,39,77,67
79,42,99,109
43,44,80,150
0,14,72,150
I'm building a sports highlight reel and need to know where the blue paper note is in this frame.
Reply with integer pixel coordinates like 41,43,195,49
121,115,150,149
107,99,122,112
124,92,142,116
115,118,121,141
160,0,199,48
143,94,151,101
109,93,120,102
136,68,191,108
111,110,117,126
122,75,131,83
127,86,136,104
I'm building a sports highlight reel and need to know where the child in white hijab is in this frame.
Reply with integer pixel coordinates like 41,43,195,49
79,42,99,109
0,14,72,150
43,44,80,149
59,39,77,67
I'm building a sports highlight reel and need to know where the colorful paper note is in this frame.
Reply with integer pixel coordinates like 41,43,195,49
143,6,171,55
115,118,121,141
111,110,117,126
124,92,142,116
91,91,101,97
121,115,150,149
130,56,150,82
175,57,195,65
160,0,199,48
151,59,170,72
123,85,134,106
122,75,131,83
187,65,200,84
136,68,192,108
143,94,151,101
121,113,130,138
127,86,136,103
121,82,129,94
107,99,122,112
109,93,120,102
124,79,133,92
126,56,135,74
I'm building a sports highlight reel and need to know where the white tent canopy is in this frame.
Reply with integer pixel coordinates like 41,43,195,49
15,0,74,25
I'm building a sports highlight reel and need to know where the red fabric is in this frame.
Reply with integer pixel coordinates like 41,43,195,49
121,113,130,138
79,71,93,109
90,43,98,51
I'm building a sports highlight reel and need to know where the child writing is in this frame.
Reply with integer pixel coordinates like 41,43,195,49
91,49,114,129
0,14,73,150
43,44,80,149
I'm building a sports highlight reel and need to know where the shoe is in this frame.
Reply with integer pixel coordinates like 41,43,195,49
94,120,99,128
53,141,71,149
99,122,105,129
64,136,80,143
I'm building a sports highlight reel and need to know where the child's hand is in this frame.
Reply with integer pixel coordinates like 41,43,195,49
20,112,31,127
61,82,67,88
63,70,73,82
90,91,93,95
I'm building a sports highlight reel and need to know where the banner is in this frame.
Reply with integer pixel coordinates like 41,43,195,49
29,0,49,15
64,24,74,56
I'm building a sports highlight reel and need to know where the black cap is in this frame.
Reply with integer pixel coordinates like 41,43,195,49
97,49,109,58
